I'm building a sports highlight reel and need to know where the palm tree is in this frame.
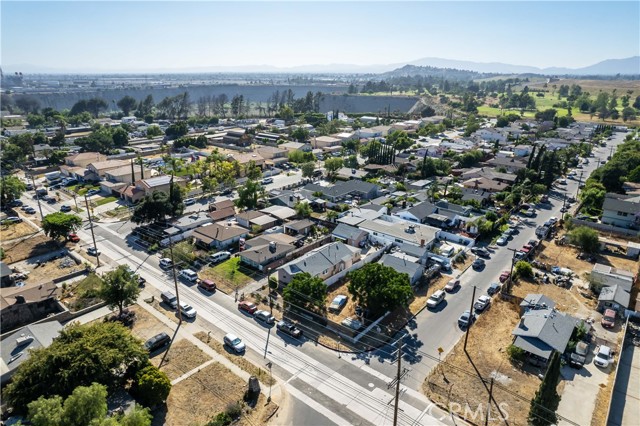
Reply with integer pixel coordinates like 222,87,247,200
326,210,338,223
428,181,440,203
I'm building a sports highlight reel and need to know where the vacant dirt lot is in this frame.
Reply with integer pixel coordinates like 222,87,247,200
194,331,275,386
424,299,547,426
163,361,277,426
511,278,596,317
409,273,450,314
130,305,172,341
21,256,83,284
151,338,212,382
326,281,355,323
0,221,39,241
1,234,58,263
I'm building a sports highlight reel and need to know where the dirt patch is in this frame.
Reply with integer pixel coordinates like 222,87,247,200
194,331,275,386
423,299,545,426
150,299,181,324
409,274,450,314
21,256,84,284
1,234,58,263
591,366,616,426
326,282,356,323
511,279,596,316
130,305,172,341
0,221,39,241
151,338,212,382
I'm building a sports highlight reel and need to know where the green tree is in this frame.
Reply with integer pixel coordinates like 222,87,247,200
117,96,138,116
100,265,141,316
622,107,637,122
514,261,533,279
568,226,599,253
146,125,163,138
131,191,174,224
42,212,82,240
528,352,561,426
27,395,63,426
244,161,262,180
235,180,261,210
0,175,27,204
132,365,172,407
165,121,188,139
61,382,108,426
348,263,413,318
301,162,316,178
294,201,312,218
283,272,327,314
5,322,148,411
290,127,310,142
112,127,129,147
119,406,153,426
324,157,343,179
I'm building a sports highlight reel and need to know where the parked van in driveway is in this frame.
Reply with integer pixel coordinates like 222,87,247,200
208,251,231,264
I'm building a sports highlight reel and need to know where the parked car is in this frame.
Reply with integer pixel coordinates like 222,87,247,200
161,291,178,309
594,345,612,368
8,199,23,207
159,258,173,269
24,207,36,214
458,310,476,328
254,310,275,325
68,233,80,243
178,268,198,283
1,217,22,224
427,290,446,309
471,247,490,257
134,275,146,287
144,332,171,352
87,246,100,256
60,205,72,212
276,320,303,338
198,279,216,292
474,295,491,312
184,198,196,206
238,301,258,314
499,271,511,283
178,302,197,319
601,309,616,328
569,341,590,368
496,235,508,246
208,251,231,264
86,189,101,196
224,333,246,353
487,282,502,296
329,295,348,313
445,279,460,292
472,259,485,270
46,197,57,204
261,177,274,185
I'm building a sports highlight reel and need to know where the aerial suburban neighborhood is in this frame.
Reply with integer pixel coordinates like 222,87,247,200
1,2,639,426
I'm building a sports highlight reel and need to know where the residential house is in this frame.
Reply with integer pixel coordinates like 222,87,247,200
360,116,379,125
163,212,212,237
395,242,430,265
485,156,528,173
333,132,357,142
268,190,305,209
313,136,341,149
277,241,360,284
519,294,556,316
378,254,424,286
601,193,640,229
332,223,368,248
280,141,312,153
359,217,440,249
284,219,315,236
357,125,391,139
208,199,236,222
590,263,635,315
260,205,297,222
591,263,636,289
462,177,509,193
239,235,296,272
192,223,248,250
511,307,577,363
236,210,278,231
223,128,251,147
1,262,14,288
1,321,63,384
474,128,507,143
597,285,631,314
394,201,437,224
420,116,446,125
121,175,187,203
255,132,282,144
408,180,433,191
230,153,265,173
303,180,379,203
65,152,106,168
256,146,288,166
85,160,130,181
1,282,61,333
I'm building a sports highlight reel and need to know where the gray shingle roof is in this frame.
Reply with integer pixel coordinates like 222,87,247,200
598,284,630,307
332,223,367,241
520,294,556,311
512,308,576,358
281,242,358,277
378,254,423,281
407,202,436,221
603,193,640,214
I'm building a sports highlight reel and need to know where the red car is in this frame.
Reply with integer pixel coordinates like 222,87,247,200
499,271,511,283
68,233,80,243
238,301,258,314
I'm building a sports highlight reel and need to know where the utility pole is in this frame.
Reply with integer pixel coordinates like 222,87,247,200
463,286,477,351
393,336,403,426
266,361,273,403
84,194,100,267
575,170,584,199
485,378,494,426
506,248,518,294
30,175,44,221
168,236,183,324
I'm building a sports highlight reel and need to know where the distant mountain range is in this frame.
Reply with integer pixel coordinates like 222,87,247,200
4,56,639,75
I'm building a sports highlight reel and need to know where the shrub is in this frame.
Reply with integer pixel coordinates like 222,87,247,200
207,412,232,426
514,261,533,279
226,401,243,419
132,365,171,407
507,344,525,362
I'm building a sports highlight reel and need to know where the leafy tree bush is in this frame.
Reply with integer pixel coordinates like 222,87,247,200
132,365,171,407
528,352,561,426
283,273,327,314
100,265,141,316
506,344,525,362
42,212,82,240
514,261,533,279
0,175,27,203
348,263,413,318
568,226,599,253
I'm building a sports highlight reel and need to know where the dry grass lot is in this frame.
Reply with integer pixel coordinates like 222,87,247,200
23,256,83,283
1,234,57,263
326,282,356,323
424,299,546,426
511,279,596,316
409,273,451,314
194,331,275,386
130,305,170,340
150,338,212,382
0,221,39,241
164,362,277,426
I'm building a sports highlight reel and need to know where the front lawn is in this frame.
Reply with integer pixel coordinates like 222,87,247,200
199,257,257,293
95,196,118,206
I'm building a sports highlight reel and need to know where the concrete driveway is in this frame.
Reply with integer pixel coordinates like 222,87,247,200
557,348,611,425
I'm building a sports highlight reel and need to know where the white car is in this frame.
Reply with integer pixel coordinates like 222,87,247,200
224,333,245,353
496,235,508,246
594,345,612,368
474,295,491,312
427,290,446,309
178,302,197,319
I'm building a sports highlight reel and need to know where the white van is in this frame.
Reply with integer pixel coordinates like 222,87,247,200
159,258,173,269
178,269,198,283
208,251,231,264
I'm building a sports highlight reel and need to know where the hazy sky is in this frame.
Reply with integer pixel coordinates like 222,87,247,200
2,1,639,71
